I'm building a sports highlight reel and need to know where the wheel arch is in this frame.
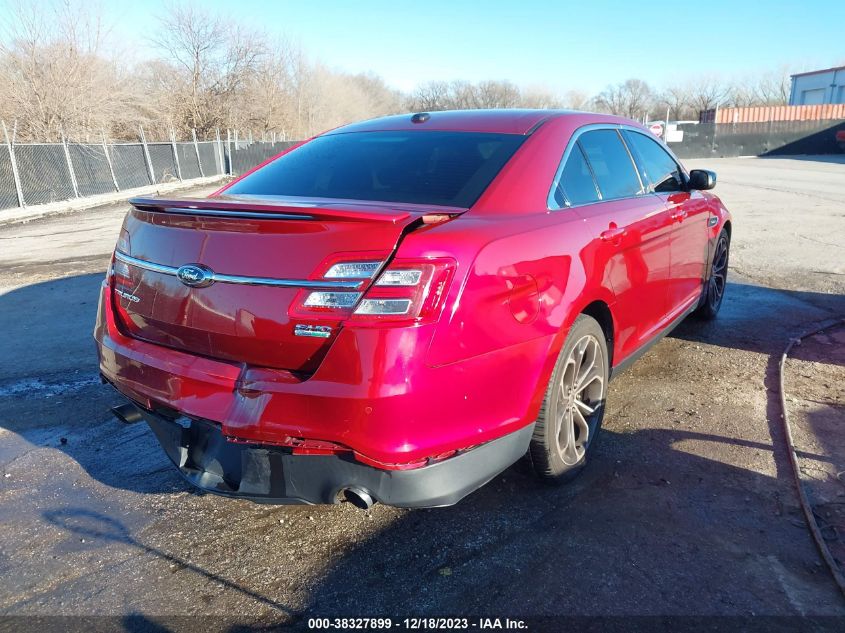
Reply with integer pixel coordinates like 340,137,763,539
579,300,615,368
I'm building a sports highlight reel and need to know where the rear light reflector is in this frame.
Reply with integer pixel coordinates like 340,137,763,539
374,269,422,286
324,261,382,278
354,298,412,315
291,255,455,325
349,258,455,325
303,291,360,309
116,229,131,255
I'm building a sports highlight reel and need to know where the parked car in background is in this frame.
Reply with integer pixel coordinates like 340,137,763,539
836,129,845,152
95,109,731,508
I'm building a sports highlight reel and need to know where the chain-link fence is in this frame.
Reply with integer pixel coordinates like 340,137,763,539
0,129,297,213
227,140,294,175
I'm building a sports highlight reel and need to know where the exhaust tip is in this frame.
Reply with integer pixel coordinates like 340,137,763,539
342,487,375,510
111,403,143,425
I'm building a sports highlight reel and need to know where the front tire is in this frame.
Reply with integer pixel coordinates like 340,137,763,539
528,314,608,483
695,229,730,320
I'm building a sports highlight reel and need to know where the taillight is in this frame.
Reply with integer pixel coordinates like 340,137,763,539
350,258,455,326
116,229,131,255
292,254,386,318
110,229,132,288
302,291,360,310
291,256,455,326
323,262,381,279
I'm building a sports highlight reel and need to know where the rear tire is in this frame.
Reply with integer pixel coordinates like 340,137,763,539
528,314,608,483
694,229,730,320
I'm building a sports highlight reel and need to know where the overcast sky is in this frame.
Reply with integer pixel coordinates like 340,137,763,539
11,0,845,95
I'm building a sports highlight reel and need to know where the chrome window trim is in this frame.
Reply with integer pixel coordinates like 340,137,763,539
114,251,363,289
547,123,656,211
620,129,687,194
617,129,647,193
553,141,602,208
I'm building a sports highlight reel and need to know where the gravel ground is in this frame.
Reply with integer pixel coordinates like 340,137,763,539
0,157,844,629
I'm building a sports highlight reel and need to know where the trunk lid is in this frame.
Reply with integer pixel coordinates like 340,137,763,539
111,195,460,372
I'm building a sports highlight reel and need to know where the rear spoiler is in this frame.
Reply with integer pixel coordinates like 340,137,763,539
128,196,462,224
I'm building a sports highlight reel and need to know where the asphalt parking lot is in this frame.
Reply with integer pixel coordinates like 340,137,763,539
1,156,844,627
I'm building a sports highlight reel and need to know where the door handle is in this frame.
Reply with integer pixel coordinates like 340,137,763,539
600,227,626,241
671,209,688,222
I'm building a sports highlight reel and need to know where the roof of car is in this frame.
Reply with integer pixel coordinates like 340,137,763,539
328,109,606,136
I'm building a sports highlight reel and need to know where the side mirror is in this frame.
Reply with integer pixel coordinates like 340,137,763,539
688,169,716,191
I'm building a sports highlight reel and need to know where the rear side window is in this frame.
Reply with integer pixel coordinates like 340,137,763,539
578,130,642,200
225,131,526,208
555,143,599,206
623,131,684,193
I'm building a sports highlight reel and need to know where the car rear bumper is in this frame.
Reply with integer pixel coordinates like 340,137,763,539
127,402,534,508
95,279,553,467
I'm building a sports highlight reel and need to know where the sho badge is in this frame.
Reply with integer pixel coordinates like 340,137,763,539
294,324,332,338
176,264,215,288
114,288,141,303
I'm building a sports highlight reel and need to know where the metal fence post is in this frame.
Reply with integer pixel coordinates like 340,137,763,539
711,102,719,152
227,129,233,175
215,128,224,175
192,128,204,177
2,120,25,207
139,126,156,184
60,128,80,198
170,128,183,181
101,129,120,192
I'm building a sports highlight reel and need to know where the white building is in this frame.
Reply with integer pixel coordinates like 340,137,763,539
789,66,845,106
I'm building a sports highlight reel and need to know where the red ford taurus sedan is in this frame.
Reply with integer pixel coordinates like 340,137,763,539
95,110,731,508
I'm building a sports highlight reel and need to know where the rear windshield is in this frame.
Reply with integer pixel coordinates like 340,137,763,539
225,131,526,208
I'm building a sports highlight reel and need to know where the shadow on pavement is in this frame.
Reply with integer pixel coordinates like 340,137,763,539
303,425,844,616
33,424,844,622
672,281,845,360
0,272,191,497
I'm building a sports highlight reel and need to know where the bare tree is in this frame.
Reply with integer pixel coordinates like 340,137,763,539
0,0,134,141
594,79,654,119
409,79,560,112
304,67,402,136
684,76,731,117
751,66,793,105
562,89,590,111
519,86,565,109
0,0,807,145
408,81,453,111
657,85,695,120
472,80,521,108
150,2,267,137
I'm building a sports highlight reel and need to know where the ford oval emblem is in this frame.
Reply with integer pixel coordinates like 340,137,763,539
176,264,214,288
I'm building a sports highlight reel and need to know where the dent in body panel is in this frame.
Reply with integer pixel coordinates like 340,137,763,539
425,212,595,368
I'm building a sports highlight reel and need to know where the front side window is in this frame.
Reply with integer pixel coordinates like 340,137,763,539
555,142,600,206
623,131,684,193
578,129,643,200
225,131,526,208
